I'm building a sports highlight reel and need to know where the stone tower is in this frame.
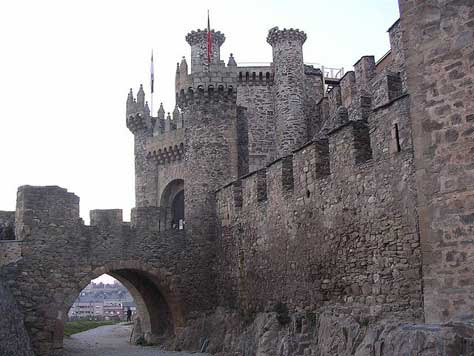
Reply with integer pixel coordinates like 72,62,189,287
126,85,157,207
267,27,307,155
178,85,239,237
185,29,226,72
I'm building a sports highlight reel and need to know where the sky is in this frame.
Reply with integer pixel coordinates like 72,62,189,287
0,0,400,233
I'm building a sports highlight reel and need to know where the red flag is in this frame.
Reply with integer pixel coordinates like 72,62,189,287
207,10,212,64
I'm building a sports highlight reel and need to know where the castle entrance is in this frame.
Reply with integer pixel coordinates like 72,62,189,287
160,179,184,230
0,185,211,356
60,265,178,355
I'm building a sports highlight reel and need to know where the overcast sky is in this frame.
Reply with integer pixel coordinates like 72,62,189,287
0,0,399,231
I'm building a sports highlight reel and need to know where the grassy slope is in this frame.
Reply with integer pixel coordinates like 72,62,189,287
64,320,118,337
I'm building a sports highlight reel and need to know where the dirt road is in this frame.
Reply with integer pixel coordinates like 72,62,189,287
64,323,205,356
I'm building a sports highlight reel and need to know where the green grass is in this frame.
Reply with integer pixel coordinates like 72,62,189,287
64,320,118,337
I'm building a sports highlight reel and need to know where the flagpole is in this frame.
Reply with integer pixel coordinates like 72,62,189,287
151,89,154,117
150,50,154,117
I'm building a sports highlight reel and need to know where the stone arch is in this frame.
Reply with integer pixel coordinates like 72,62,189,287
57,260,185,350
159,179,184,230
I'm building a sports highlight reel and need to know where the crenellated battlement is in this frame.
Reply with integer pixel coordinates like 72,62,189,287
216,85,410,213
176,65,237,94
90,209,123,230
127,112,149,134
266,27,307,46
185,29,225,47
185,29,226,72
126,86,152,135
237,69,274,85
177,85,237,109
147,140,185,165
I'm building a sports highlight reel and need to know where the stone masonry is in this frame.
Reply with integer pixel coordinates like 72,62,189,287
1,1,474,355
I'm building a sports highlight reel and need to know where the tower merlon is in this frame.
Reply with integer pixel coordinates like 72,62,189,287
266,27,307,46
177,85,237,109
185,29,225,47
15,186,80,240
90,209,123,230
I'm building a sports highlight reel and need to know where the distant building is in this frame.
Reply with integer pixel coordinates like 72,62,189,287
67,280,135,320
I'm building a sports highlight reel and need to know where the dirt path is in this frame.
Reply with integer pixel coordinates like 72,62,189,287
64,323,205,356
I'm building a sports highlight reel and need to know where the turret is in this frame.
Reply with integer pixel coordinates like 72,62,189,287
126,86,150,134
165,112,171,132
158,103,165,121
144,101,150,117
125,86,158,207
267,27,307,156
126,88,134,115
227,53,237,67
153,103,165,135
180,57,188,77
185,29,225,73
175,62,180,90
137,84,145,107
175,57,189,92
173,105,183,128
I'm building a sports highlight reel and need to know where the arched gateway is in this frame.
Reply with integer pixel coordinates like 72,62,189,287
0,185,216,356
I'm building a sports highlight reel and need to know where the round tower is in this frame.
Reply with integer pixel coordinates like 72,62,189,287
177,85,238,238
267,27,307,156
185,29,226,73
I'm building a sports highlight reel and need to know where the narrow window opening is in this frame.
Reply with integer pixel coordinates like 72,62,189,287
394,123,401,152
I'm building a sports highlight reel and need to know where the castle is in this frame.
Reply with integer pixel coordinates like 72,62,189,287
1,1,474,355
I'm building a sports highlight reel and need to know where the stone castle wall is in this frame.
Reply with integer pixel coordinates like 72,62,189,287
1,185,218,356
236,73,277,171
399,0,474,323
214,18,421,319
2,1,474,355
216,93,422,318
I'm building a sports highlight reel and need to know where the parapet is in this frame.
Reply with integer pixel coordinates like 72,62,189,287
0,211,15,240
15,186,80,239
127,112,149,134
354,56,376,94
237,70,274,85
90,209,123,230
131,206,162,232
177,85,237,109
266,27,307,46
126,86,152,135
147,140,185,166
185,29,225,47
217,110,375,213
